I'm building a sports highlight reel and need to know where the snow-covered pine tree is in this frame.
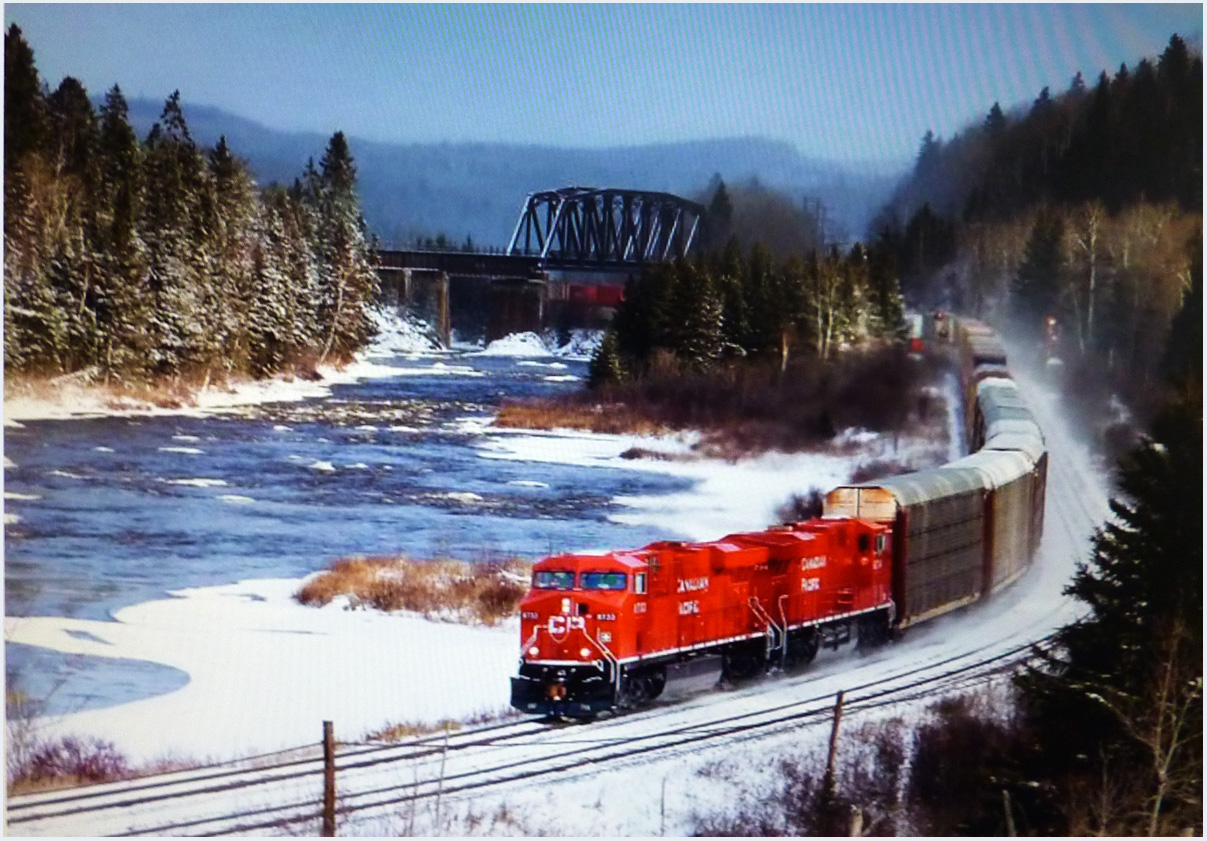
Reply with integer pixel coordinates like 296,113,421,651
207,136,259,374
4,24,57,373
314,132,377,363
45,76,103,371
669,260,723,370
141,91,214,376
95,84,152,379
713,237,749,358
587,330,627,388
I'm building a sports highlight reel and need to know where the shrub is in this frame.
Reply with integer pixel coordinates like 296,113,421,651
10,736,132,793
776,488,825,522
295,556,532,626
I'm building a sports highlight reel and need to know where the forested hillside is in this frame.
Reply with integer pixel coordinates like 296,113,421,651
876,34,1201,417
4,25,377,384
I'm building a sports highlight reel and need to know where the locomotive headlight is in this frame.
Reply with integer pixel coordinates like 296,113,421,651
579,647,591,658
528,647,540,657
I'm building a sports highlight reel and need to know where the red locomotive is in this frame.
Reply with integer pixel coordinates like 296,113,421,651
511,519,893,716
510,317,1047,717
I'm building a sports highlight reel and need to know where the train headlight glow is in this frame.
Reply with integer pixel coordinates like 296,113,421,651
528,647,539,657
579,647,591,658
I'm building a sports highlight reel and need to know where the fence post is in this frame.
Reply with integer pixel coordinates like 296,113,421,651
1002,789,1016,836
322,720,336,836
823,690,845,797
434,722,450,835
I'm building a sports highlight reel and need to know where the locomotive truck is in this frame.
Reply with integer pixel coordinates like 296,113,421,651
510,318,1047,717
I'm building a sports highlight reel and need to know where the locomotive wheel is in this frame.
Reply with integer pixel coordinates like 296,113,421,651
619,669,665,708
785,629,820,669
644,669,666,700
856,612,891,650
721,644,765,682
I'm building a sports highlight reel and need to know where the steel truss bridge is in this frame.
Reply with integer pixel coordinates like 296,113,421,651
375,186,703,279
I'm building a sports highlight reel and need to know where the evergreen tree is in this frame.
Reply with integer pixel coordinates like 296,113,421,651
207,136,259,371
741,242,781,356
141,91,215,374
1018,392,1202,834
701,176,733,253
45,76,103,370
668,261,723,370
612,261,678,370
4,25,48,173
1011,208,1066,336
867,235,907,339
314,131,377,362
984,102,1006,136
587,330,627,388
95,84,152,378
915,130,942,180
713,237,748,356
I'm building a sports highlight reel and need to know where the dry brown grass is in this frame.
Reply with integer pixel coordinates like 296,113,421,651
495,400,671,436
295,556,532,626
365,708,521,743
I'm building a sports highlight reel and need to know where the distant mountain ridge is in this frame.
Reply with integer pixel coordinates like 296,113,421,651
123,98,903,246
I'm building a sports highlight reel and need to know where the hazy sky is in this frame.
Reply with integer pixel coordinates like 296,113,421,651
7,4,1202,165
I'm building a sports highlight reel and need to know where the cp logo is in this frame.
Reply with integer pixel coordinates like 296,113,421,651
548,616,586,634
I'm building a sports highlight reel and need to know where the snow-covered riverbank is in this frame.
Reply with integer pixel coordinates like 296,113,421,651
3,311,443,424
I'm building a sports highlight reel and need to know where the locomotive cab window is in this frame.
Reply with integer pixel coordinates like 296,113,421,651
875,534,887,554
634,573,647,594
580,572,626,591
533,570,575,590
857,534,870,553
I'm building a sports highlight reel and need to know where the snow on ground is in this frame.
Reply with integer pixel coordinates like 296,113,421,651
471,329,602,360
4,579,519,764
364,307,443,357
476,423,944,542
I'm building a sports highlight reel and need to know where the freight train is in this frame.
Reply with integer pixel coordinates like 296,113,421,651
510,318,1047,717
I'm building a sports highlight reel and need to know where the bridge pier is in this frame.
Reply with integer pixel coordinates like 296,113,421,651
377,267,452,348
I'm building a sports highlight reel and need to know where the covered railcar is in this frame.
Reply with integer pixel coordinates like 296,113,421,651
822,466,989,627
